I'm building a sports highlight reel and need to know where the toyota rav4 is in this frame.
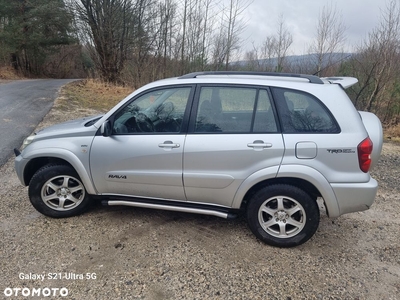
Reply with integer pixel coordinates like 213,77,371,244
14,72,383,247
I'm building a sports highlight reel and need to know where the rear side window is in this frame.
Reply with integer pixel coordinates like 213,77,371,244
272,87,340,133
194,86,278,133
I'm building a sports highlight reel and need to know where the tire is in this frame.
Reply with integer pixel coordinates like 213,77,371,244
246,184,320,247
28,164,92,218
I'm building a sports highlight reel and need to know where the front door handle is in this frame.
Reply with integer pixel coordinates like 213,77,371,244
247,140,272,150
158,140,180,150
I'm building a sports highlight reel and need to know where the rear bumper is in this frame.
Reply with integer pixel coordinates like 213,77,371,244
330,178,378,216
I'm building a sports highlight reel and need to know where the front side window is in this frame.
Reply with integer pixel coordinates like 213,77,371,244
272,87,340,133
194,86,278,133
113,87,191,134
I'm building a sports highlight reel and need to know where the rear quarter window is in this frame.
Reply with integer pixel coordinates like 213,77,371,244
272,87,340,133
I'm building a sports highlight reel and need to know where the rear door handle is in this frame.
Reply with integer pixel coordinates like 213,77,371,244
247,140,272,150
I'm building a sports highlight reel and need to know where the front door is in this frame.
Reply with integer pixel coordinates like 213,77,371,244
90,86,193,201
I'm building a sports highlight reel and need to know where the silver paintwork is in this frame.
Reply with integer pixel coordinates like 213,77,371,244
14,74,383,222
90,134,187,200
183,134,284,207
359,111,383,170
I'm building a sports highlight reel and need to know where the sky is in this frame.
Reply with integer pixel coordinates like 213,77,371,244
225,0,388,55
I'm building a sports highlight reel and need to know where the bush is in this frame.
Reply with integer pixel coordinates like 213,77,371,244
385,124,400,142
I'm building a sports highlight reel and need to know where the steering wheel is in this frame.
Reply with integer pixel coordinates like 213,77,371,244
136,113,155,132
114,122,128,133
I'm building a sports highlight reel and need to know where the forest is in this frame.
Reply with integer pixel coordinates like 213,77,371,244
0,0,399,128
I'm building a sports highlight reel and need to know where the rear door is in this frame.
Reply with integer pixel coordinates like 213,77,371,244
183,85,285,207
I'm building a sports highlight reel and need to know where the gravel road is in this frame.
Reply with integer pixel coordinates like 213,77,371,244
1,94,399,299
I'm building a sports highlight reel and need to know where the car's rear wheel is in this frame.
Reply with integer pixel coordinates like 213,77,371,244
247,184,320,247
29,164,92,218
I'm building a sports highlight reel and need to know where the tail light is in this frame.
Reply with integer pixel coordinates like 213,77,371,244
357,137,373,173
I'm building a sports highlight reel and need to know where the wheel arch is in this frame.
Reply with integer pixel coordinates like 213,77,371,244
232,165,340,218
22,149,97,195
24,157,68,185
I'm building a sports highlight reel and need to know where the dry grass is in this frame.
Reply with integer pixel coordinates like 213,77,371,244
0,66,23,80
61,79,134,112
385,124,400,143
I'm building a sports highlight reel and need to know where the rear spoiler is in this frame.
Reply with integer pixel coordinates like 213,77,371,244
322,77,358,89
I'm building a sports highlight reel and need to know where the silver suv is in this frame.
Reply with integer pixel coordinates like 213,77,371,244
14,72,383,247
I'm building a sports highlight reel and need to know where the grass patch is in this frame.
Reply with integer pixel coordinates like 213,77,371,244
0,66,24,80
385,124,400,143
62,79,134,112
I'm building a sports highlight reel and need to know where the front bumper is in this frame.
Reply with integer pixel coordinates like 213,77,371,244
331,177,378,216
14,148,21,156
14,154,27,186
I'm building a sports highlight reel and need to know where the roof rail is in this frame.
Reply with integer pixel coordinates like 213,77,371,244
178,71,324,84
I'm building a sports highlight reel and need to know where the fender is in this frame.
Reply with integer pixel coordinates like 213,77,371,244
276,165,340,217
231,164,340,218
231,166,279,209
19,148,97,195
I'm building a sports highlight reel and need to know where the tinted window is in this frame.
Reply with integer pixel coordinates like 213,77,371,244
113,87,191,134
272,87,340,133
253,90,278,133
195,87,277,133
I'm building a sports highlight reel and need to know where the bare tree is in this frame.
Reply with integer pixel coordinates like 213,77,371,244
311,3,346,76
274,15,293,72
179,0,189,73
153,0,175,77
250,15,292,72
72,0,136,84
200,0,213,69
211,15,228,70
222,0,251,70
259,36,277,71
346,0,400,124
243,43,262,70
173,0,215,72
131,0,166,86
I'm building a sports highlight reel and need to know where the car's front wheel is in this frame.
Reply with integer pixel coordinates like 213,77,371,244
28,164,92,218
247,184,320,247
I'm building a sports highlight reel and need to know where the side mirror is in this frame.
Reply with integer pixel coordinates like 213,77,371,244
101,120,112,137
